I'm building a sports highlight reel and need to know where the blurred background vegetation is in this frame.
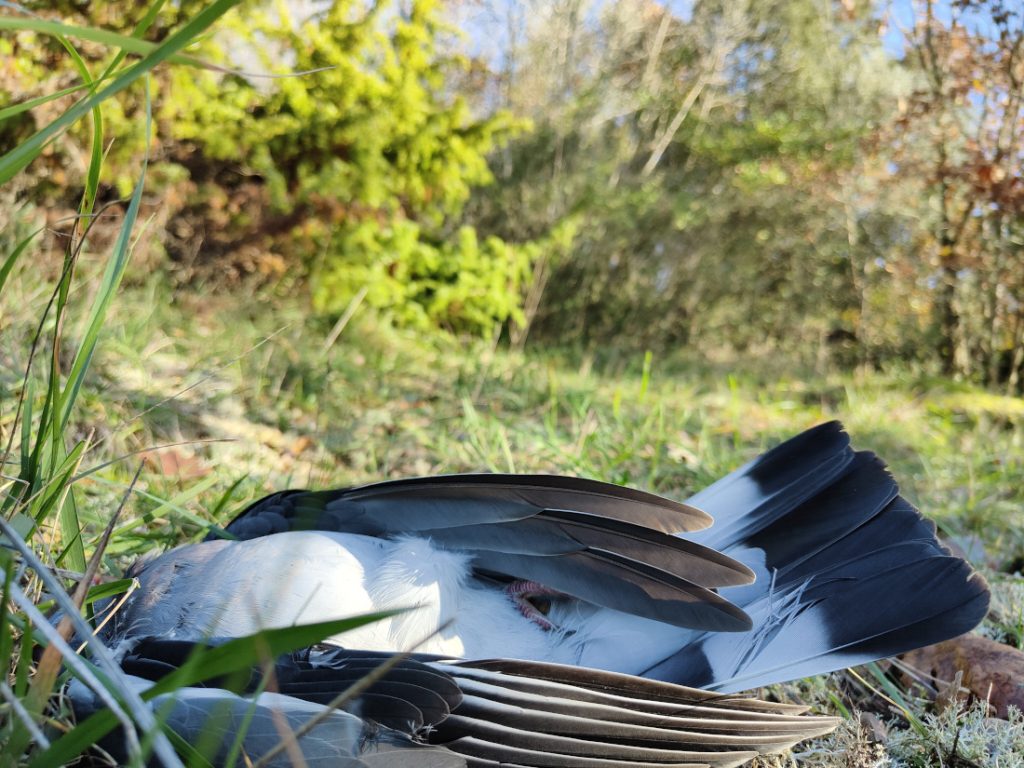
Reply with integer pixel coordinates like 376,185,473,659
2,1,1024,764
3,0,1023,386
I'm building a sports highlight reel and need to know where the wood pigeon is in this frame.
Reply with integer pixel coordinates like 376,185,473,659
74,422,989,766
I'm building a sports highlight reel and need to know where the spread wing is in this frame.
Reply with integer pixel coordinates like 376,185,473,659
207,475,754,632
106,638,839,768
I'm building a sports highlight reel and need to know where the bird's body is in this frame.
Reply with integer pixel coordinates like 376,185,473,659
120,531,559,661
78,422,990,767
117,529,694,672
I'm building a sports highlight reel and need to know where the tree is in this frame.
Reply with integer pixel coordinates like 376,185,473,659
892,0,1024,389
455,0,907,360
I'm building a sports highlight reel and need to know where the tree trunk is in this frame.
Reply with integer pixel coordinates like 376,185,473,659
936,260,959,375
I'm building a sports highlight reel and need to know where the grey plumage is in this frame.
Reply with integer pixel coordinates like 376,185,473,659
68,675,462,768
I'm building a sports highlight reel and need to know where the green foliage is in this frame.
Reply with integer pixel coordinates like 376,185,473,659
0,0,242,186
457,0,908,354
172,0,514,217
8,0,1024,381
4,0,529,337
311,218,574,335
452,0,1024,393
206,0,527,333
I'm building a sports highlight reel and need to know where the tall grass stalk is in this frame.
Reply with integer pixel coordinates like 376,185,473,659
1,2,402,760
0,4,384,764
0,57,183,763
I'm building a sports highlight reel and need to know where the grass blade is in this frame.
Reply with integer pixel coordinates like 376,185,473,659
49,28,103,218
0,0,241,184
0,82,101,123
31,612,406,767
0,1,165,124
0,15,220,71
0,226,41,295
59,79,152,431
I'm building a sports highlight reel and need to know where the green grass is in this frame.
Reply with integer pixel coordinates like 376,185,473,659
59,278,1024,547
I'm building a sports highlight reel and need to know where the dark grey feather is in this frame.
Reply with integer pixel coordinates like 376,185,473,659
97,639,838,767
215,474,711,541
646,426,991,690
421,510,755,588
208,475,752,633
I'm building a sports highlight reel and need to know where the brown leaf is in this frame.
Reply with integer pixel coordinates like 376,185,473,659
859,712,889,744
900,634,1024,719
289,436,313,456
142,447,211,480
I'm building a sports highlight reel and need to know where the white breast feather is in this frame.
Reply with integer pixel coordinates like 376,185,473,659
124,530,632,667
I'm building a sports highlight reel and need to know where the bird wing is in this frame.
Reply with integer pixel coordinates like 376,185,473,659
215,475,713,538
66,670,460,768
121,639,463,733
117,422,987,694
373,656,833,765
94,638,839,768
205,475,754,632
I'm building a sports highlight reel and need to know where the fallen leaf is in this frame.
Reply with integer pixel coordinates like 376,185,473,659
142,448,211,480
859,712,888,744
289,436,313,456
900,634,1024,719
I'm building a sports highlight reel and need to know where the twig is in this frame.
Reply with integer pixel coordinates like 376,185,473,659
640,74,707,178
81,578,138,654
641,10,671,90
69,461,142,638
322,286,368,352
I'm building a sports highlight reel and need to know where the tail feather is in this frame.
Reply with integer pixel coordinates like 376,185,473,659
775,496,942,585
700,451,899,606
740,452,899,577
687,422,855,550
646,547,987,691
645,423,991,691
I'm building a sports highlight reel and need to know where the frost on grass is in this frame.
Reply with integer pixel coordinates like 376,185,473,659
886,702,1024,767
982,573,1024,649
778,701,1023,768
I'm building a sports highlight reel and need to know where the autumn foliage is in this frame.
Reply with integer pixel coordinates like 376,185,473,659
3,0,1024,390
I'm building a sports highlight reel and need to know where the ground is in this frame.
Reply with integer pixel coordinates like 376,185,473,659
4,273,1024,765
